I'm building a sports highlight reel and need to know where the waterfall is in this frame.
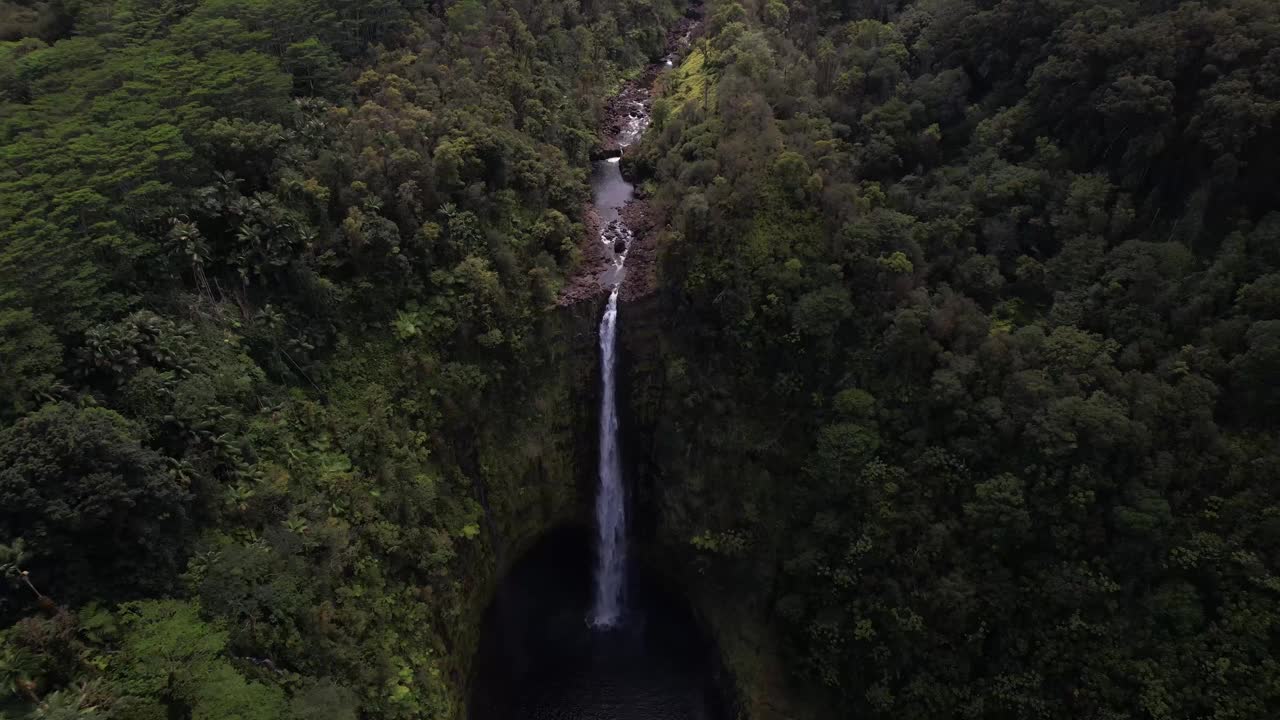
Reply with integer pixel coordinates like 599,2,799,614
589,60,649,630
592,285,626,627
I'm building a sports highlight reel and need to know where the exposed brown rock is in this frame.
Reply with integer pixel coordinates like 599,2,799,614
618,198,659,302
557,205,610,306
559,8,703,307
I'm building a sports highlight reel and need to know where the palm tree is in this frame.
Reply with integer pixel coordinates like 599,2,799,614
1,642,39,703
0,540,52,608
30,681,108,718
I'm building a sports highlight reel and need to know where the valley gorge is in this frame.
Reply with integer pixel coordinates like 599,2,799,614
3,0,1280,719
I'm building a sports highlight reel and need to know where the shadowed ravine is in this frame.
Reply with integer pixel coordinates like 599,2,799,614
467,527,727,720
468,16,725,720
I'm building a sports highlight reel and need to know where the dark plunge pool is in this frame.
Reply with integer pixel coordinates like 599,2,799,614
469,527,728,720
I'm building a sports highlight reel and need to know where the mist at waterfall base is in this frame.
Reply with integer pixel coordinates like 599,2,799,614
468,527,728,720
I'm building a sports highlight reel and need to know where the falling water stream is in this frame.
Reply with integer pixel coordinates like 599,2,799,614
590,113,643,627
588,12,697,631
468,18,724,720
592,284,625,627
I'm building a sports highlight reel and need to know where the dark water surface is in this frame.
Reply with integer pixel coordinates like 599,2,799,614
469,527,727,720
591,158,633,226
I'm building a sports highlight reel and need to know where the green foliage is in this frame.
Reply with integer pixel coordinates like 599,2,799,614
0,0,683,717
627,0,1280,717
0,309,60,421
288,681,359,720
658,46,715,115
107,600,286,720
0,403,191,604
112,600,231,698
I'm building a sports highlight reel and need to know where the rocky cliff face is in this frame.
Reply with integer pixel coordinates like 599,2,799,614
616,288,818,720
452,295,605,715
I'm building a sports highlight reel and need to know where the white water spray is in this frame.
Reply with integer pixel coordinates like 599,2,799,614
591,285,626,627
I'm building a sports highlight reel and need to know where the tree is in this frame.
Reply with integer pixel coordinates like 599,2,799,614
0,308,60,421
0,404,191,604
110,600,286,720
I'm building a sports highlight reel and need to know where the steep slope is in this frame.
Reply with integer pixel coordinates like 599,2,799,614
623,0,1280,717
0,1,680,717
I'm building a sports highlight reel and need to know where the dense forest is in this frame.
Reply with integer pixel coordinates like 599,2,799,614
0,0,683,717
625,0,1280,718
3,0,1280,718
